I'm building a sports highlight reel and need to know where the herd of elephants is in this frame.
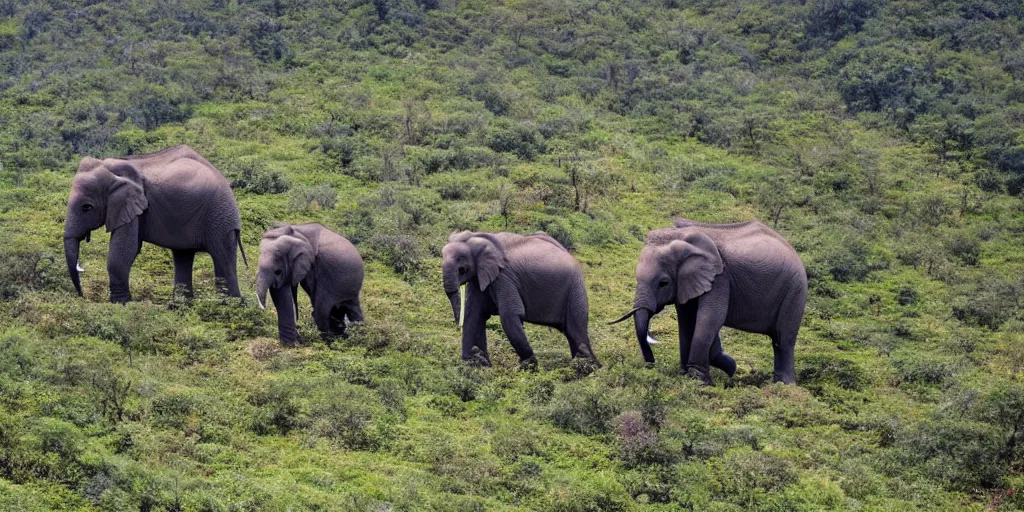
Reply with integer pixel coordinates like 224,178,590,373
61,145,808,385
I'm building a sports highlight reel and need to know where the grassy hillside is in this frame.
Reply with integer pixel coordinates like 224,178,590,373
1,0,1023,510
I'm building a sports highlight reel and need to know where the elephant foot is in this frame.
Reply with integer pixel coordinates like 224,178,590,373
464,347,492,367
772,372,796,385
519,355,538,372
712,352,737,378
570,356,600,377
685,365,714,386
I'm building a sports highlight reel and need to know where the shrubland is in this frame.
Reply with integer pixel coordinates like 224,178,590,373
1,0,1023,509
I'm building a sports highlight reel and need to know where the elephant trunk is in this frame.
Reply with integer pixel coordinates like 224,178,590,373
442,264,461,324
611,287,658,364
255,272,270,310
64,237,83,297
633,307,655,364
270,285,298,344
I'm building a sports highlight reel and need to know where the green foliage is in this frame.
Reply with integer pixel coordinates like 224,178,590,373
226,159,290,195
1,0,1024,509
288,184,338,212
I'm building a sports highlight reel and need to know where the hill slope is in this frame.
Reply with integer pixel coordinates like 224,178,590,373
1,0,1023,510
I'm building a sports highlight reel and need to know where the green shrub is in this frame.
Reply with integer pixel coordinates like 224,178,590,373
897,286,918,306
150,389,203,430
289,183,338,212
540,472,631,512
952,278,1021,330
309,382,395,450
894,419,1006,490
709,451,798,506
892,355,954,387
615,410,672,467
798,355,867,391
0,248,62,298
320,133,359,169
368,234,423,275
486,120,544,161
249,381,302,435
947,232,981,266
547,380,619,435
226,159,290,194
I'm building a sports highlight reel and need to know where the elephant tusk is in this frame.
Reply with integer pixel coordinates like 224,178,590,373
646,334,661,345
76,262,86,272
256,293,266,310
459,284,466,329
609,307,643,325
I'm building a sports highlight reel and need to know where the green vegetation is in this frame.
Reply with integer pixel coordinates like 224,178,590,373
1,0,1023,509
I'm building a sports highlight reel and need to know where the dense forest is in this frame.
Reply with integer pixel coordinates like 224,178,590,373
1,0,1023,509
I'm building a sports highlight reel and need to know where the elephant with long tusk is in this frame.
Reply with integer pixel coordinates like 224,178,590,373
611,219,807,385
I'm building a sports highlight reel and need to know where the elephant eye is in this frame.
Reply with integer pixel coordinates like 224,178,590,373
81,204,93,212
658,279,669,288
458,266,467,275
274,269,282,276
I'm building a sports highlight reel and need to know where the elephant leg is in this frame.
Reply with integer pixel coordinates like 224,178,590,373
685,283,729,386
499,313,535,366
710,334,737,378
210,237,240,297
312,303,333,337
107,220,141,304
270,286,298,345
171,249,196,298
328,306,348,336
461,307,490,366
676,302,697,368
771,334,796,384
564,297,598,364
771,288,805,384
345,302,364,323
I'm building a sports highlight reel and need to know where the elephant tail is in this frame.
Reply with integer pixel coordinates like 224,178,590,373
236,230,249,269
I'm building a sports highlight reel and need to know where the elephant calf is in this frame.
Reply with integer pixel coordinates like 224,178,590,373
256,223,364,345
442,231,599,368
612,219,807,385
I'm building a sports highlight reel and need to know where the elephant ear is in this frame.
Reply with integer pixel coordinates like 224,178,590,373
103,161,148,232
670,232,724,304
288,237,315,285
468,235,506,291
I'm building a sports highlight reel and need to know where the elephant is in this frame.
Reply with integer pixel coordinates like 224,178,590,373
255,223,364,345
611,219,807,385
442,231,598,367
63,145,246,303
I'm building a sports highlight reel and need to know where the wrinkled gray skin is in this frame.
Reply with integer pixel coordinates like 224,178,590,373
611,219,807,385
442,231,598,367
256,223,364,345
63,146,245,303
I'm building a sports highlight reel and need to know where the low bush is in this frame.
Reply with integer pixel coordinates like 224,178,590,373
798,355,867,391
893,419,1006,490
309,382,396,451
249,381,302,435
547,380,620,435
708,451,798,507
288,184,337,212
947,232,981,266
226,159,290,194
